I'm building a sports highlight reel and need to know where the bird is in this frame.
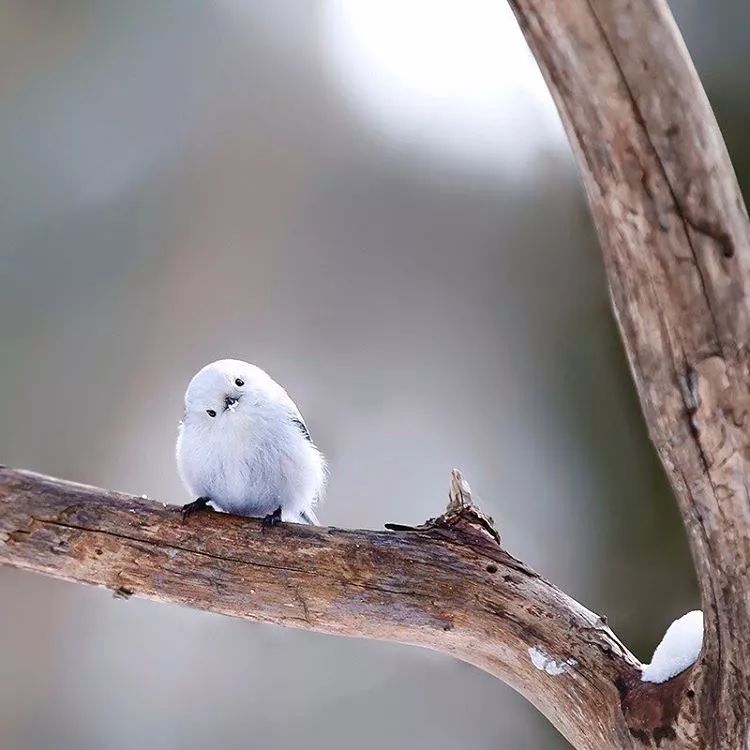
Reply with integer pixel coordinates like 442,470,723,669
176,359,326,526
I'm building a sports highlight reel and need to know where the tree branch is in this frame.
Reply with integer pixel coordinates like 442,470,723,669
507,0,750,745
0,465,640,750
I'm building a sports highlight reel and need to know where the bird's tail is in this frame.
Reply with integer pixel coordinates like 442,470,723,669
299,508,320,526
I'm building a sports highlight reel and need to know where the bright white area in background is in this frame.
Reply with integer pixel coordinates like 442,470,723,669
319,0,567,174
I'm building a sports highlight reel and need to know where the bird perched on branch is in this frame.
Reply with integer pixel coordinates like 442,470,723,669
176,359,326,526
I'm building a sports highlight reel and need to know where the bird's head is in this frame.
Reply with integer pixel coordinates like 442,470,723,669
182,359,272,424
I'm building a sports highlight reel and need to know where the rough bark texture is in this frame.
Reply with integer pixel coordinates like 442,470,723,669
0,466,640,750
1,0,749,748
506,0,750,746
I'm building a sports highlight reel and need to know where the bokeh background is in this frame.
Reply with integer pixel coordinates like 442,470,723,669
1,1,748,748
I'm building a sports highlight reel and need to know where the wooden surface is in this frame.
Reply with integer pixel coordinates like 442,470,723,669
509,0,750,746
0,466,641,750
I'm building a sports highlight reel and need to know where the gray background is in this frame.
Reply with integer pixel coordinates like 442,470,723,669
2,1,749,748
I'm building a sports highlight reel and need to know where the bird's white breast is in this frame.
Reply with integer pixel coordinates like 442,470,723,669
177,401,325,521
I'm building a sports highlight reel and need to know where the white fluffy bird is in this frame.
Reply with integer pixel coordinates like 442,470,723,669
176,359,326,525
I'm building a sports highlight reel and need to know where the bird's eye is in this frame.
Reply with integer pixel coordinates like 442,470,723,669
206,409,217,418
235,378,244,387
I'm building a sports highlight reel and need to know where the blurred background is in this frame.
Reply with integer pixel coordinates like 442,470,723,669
1,1,748,748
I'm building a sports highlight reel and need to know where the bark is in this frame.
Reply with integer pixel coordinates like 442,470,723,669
506,0,750,745
2,0,749,747
1,466,640,750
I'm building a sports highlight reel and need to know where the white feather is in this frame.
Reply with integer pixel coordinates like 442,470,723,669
176,359,326,523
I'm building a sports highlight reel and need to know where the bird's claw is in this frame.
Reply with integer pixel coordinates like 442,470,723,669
262,506,283,528
181,497,211,521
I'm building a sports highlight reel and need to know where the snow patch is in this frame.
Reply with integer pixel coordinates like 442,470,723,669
528,646,576,676
641,610,703,684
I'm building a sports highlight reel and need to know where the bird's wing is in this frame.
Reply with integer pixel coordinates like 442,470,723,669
273,385,324,524
269,381,313,443
290,416,311,442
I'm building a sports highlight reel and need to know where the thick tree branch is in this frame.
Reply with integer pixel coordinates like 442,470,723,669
507,0,750,746
0,466,640,750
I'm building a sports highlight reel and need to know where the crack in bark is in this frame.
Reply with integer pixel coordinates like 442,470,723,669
582,0,725,354
31,516,316,576
681,213,735,259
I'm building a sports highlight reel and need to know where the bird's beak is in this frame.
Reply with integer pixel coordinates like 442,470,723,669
225,396,240,412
